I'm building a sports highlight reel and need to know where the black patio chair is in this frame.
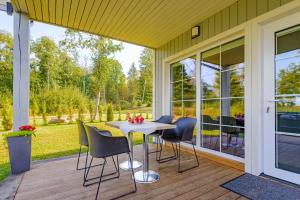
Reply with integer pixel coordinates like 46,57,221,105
149,115,173,160
202,115,220,150
76,120,104,182
158,117,199,173
85,125,137,200
218,116,240,147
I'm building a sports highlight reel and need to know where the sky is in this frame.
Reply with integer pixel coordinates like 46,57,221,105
0,11,144,75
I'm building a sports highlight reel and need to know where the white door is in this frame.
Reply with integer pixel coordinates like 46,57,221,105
263,12,300,185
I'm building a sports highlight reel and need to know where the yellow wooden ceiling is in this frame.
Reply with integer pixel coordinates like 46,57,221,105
11,0,237,48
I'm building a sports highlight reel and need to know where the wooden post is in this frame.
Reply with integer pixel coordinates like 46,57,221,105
13,13,30,131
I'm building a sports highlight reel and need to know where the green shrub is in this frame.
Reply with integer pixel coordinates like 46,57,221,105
120,100,131,110
118,106,122,121
1,98,13,130
146,112,149,119
98,105,103,122
31,98,39,126
41,100,47,125
88,101,94,122
107,104,114,122
137,100,142,107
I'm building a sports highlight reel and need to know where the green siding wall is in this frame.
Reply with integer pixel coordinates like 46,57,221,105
154,0,294,117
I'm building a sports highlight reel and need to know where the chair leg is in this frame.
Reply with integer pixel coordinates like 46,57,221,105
157,141,177,163
95,154,137,200
84,156,118,187
76,145,82,170
178,142,199,173
83,150,89,182
95,158,106,200
77,147,103,171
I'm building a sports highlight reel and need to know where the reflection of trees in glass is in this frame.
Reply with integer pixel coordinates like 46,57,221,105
171,57,196,118
277,63,300,95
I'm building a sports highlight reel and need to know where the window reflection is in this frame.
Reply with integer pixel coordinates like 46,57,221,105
201,37,245,158
170,56,196,121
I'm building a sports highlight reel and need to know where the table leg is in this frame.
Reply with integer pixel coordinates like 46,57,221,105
119,132,142,170
134,134,160,183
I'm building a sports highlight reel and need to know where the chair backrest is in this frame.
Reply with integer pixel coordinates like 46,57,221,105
77,120,88,146
155,115,173,124
85,125,114,158
174,117,197,141
202,115,218,124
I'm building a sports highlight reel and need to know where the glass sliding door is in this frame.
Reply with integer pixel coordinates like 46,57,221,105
200,38,245,158
170,56,196,140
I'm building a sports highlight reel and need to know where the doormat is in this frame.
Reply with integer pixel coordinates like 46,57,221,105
221,173,300,200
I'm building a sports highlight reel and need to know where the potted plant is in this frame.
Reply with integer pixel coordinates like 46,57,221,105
6,125,36,174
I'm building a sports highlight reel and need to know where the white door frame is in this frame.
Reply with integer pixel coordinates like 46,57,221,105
262,11,300,185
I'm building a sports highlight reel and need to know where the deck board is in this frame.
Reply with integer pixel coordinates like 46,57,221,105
15,145,246,200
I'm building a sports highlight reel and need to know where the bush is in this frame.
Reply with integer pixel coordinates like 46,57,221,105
31,98,39,126
1,98,13,130
41,100,47,125
120,100,131,110
88,101,94,122
107,104,114,122
137,100,142,107
118,106,122,121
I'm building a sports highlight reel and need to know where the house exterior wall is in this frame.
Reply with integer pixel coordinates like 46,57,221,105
154,0,293,118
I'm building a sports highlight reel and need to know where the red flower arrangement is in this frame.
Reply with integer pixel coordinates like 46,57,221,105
127,113,144,124
19,125,36,132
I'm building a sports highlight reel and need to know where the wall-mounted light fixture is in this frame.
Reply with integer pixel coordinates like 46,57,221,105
191,26,200,39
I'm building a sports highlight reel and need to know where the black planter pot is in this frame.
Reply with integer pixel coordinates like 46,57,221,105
7,135,31,174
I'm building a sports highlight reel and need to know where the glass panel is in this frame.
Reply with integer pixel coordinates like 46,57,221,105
171,82,182,101
221,98,244,126
171,101,182,119
221,68,245,98
201,100,220,124
183,78,196,100
221,38,244,71
183,101,196,117
221,126,245,158
276,134,300,174
171,62,182,82
276,97,300,134
275,26,300,174
201,124,220,151
275,50,300,96
182,57,196,79
201,68,220,99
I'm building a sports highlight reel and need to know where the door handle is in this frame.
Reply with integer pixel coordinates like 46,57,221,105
266,106,270,113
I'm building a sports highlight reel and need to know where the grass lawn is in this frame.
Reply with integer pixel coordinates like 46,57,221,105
0,122,145,182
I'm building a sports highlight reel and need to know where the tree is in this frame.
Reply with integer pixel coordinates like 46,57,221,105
105,59,125,104
127,63,139,104
31,36,60,91
0,31,13,95
138,48,153,104
90,37,122,119
277,63,300,95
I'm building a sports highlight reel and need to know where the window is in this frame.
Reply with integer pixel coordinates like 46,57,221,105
200,38,245,158
170,56,196,119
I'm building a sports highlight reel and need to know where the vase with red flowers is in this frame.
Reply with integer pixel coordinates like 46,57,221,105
6,125,36,174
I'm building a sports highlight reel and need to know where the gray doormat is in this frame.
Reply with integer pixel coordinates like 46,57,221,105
221,173,300,200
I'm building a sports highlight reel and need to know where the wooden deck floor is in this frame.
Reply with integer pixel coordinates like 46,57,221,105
15,145,247,200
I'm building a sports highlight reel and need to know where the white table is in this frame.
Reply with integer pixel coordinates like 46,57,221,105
106,121,176,183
